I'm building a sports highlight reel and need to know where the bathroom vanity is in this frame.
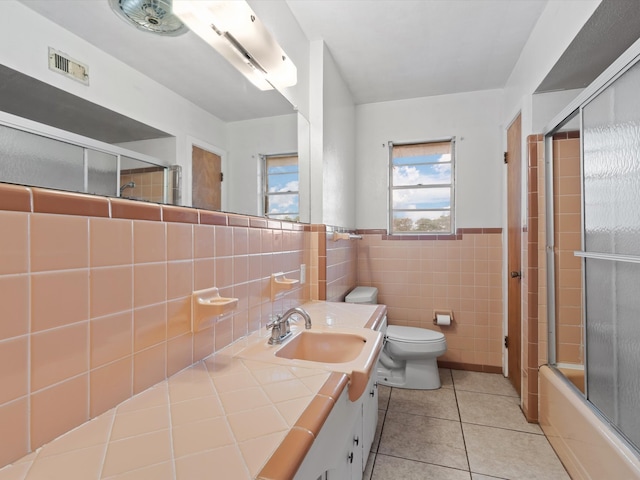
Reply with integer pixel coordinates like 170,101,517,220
0,301,386,480
293,373,379,479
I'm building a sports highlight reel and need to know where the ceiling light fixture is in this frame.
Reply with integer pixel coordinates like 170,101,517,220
173,1,297,91
109,0,188,36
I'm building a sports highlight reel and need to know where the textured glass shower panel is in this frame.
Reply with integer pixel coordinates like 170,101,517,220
584,258,616,423
87,150,117,196
583,60,640,256
615,261,640,447
0,124,84,191
586,259,640,447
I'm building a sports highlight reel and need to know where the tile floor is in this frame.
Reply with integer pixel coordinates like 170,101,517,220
364,369,570,480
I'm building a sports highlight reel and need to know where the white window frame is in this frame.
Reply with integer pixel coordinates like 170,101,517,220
388,138,456,234
262,152,300,221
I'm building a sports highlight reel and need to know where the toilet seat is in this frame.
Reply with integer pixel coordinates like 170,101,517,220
386,325,444,344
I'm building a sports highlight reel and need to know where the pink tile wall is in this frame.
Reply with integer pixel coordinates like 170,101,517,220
325,230,358,302
523,134,542,422
0,186,308,468
553,135,583,365
356,231,503,368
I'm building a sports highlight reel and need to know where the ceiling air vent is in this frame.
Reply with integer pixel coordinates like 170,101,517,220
48,47,89,85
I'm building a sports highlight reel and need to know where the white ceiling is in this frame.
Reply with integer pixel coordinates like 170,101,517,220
18,0,550,120
286,0,549,104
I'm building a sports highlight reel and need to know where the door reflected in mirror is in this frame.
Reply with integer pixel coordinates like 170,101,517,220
192,146,222,211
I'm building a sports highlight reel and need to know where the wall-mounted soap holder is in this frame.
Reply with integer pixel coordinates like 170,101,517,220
271,272,299,301
191,287,238,333
332,232,362,241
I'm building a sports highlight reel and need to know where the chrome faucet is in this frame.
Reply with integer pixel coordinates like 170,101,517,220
266,307,312,345
281,307,312,329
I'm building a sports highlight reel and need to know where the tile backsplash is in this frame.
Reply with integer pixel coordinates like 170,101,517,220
356,230,503,369
0,184,310,467
0,182,506,469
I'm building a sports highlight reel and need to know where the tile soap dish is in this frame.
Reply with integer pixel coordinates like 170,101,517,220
271,272,299,300
191,287,238,332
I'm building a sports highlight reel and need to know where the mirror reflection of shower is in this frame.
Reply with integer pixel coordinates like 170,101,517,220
120,181,135,194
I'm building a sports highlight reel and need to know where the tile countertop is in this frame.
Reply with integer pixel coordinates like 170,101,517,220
0,301,386,480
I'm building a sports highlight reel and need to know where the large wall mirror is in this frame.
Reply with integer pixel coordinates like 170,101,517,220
0,0,310,222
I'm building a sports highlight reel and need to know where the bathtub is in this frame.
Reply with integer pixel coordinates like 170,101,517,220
557,364,584,393
539,366,640,479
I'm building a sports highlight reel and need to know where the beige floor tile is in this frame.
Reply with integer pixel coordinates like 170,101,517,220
452,371,517,397
471,474,507,479
457,391,541,434
388,386,460,421
371,409,386,453
378,411,468,471
440,368,454,388
371,454,471,480
378,385,391,410
463,423,570,480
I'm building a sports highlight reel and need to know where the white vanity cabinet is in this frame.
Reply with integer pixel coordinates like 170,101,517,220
294,372,379,480
361,373,378,470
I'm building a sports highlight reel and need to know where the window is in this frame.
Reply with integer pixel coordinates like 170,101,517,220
263,153,299,221
389,139,455,234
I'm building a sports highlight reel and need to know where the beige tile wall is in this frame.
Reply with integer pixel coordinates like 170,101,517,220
356,231,503,368
0,185,308,468
120,169,165,203
552,135,583,365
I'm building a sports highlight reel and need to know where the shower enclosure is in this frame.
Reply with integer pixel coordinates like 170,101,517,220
545,46,640,456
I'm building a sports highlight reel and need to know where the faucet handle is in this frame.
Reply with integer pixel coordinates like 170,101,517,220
266,315,283,330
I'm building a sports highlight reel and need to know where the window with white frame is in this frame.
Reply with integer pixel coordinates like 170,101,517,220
389,139,455,234
263,153,299,221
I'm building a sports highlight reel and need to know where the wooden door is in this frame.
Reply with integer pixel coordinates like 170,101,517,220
191,146,221,211
507,114,522,396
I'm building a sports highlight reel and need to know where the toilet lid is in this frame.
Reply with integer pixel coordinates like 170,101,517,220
386,325,444,343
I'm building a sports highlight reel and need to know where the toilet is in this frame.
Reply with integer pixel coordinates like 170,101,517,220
345,286,447,390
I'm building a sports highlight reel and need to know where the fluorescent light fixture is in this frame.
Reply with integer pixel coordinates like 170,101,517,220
173,0,297,91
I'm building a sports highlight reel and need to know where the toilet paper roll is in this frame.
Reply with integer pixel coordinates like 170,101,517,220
436,314,451,326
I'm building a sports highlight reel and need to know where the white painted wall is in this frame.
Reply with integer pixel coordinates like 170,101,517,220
308,40,325,225
503,0,601,129
532,89,583,134
225,114,298,217
355,89,504,230
115,138,177,166
321,47,356,229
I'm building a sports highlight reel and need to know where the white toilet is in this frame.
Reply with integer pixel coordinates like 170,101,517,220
345,286,447,390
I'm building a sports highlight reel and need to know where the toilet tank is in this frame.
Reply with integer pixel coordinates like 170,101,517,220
345,286,378,304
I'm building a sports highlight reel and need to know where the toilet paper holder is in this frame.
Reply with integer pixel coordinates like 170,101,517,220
433,310,454,326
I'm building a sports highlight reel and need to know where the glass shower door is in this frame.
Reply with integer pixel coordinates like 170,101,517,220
582,59,640,450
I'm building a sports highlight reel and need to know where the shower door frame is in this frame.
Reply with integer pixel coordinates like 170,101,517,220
543,37,640,457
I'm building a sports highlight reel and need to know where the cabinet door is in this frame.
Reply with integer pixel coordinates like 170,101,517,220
327,410,364,480
362,376,379,467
